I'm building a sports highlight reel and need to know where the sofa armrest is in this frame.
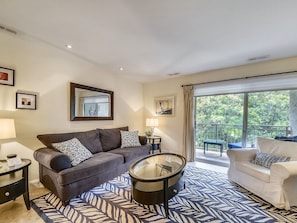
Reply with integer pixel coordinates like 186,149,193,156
270,161,297,181
139,136,147,145
34,147,71,172
227,148,257,162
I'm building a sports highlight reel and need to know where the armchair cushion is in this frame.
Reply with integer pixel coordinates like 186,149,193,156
237,161,270,182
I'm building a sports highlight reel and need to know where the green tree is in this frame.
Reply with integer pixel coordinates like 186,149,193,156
195,90,291,147
196,91,289,126
248,91,289,126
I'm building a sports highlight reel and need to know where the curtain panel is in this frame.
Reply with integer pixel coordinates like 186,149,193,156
183,85,194,161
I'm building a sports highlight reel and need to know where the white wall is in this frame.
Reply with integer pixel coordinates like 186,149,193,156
0,31,144,181
143,56,297,157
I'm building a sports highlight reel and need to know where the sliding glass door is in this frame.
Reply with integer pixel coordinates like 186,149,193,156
246,91,290,146
195,94,244,150
195,89,293,160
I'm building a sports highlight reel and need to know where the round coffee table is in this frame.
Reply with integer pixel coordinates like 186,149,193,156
129,153,186,217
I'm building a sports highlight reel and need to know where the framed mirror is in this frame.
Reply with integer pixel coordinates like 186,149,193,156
70,82,114,121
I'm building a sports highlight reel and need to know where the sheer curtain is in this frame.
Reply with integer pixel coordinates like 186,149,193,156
183,85,194,161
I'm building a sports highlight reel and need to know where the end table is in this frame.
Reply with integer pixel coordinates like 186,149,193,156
0,158,31,210
147,136,162,154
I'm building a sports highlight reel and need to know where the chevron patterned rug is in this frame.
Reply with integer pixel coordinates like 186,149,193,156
32,165,297,223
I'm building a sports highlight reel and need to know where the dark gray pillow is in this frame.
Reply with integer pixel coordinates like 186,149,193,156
37,129,102,154
252,152,290,168
139,136,147,145
50,154,72,171
98,126,129,151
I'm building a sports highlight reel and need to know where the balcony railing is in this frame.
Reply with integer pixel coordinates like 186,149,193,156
195,123,288,150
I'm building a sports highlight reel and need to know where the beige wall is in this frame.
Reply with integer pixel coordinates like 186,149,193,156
2,28,297,180
143,56,297,155
0,32,144,180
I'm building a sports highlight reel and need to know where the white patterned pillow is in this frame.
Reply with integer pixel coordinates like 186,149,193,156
120,130,141,148
251,152,290,168
52,138,93,166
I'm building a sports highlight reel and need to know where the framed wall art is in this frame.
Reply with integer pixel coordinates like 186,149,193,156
16,92,37,110
0,67,15,86
155,96,175,116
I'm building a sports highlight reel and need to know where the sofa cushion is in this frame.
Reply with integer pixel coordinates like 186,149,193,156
120,130,141,148
37,129,102,154
108,144,151,163
256,137,297,161
52,138,93,166
57,152,124,185
251,152,290,168
98,126,129,151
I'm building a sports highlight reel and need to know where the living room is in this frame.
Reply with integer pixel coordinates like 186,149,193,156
1,1,297,222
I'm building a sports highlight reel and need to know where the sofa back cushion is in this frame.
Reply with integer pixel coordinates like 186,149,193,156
37,129,102,154
98,126,129,151
256,137,297,161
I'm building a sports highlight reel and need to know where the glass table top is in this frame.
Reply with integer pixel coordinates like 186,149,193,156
129,153,186,181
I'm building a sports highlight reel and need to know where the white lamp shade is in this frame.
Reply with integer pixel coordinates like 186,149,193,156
146,118,159,127
0,119,16,139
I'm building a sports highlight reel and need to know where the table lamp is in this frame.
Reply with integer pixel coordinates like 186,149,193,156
146,118,159,137
0,119,16,165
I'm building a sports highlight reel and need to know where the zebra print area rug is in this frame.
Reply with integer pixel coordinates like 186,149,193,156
32,165,297,223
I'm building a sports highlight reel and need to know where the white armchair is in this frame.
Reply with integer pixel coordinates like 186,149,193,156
227,137,297,209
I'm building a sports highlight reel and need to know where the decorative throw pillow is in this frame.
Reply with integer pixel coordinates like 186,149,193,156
52,137,93,166
251,152,290,168
120,130,141,148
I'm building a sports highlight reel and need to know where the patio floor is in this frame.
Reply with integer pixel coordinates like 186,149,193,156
195,148,230,167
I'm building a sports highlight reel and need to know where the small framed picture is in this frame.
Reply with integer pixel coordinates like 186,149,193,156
16,92,37,110
0,67,15,86
155,96,175,116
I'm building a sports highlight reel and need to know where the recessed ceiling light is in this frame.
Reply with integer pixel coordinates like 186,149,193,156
66,44,72,49
119,67,124,71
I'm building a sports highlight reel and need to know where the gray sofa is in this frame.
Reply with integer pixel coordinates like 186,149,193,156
34,126,151,205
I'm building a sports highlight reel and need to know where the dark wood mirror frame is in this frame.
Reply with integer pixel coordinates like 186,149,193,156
70,82,114,121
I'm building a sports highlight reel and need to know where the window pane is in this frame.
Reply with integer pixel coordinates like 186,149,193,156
195,94,244,150
247,90,290,146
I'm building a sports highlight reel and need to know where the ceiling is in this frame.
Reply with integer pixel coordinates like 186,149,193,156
1,0,297,83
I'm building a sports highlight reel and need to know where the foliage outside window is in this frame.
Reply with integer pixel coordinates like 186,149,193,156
195,90,294,150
